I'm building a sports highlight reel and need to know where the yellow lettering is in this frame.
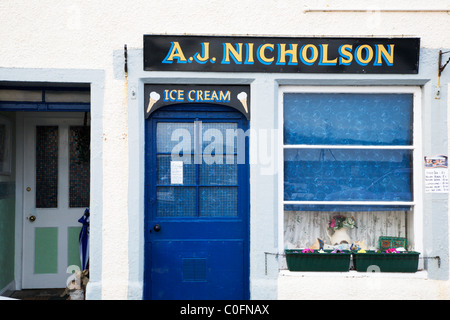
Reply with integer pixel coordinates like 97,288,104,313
339,44,353,65
277,44,298,64
169,90,177,101
196,90,203,101
219,91,231,102
194,42,210,63
300,44,319,65
320,44,337,65
356,45,374,65
245,43,255,64
188,90,196,102
211,91,219,101
258,43,274,65
162,42,187,63
375,44,394,66
222,43,243,64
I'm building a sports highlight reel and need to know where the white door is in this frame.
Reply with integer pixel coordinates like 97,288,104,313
22,115,90,289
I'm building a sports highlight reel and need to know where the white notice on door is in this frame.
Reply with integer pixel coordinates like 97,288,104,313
424,155,449,193
171,161,183,185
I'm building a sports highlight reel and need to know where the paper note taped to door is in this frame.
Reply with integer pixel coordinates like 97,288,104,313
171,161,183,185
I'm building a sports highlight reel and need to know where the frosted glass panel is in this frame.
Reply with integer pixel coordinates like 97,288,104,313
201,122,238,154
200,155,237,186
157,122,194,154
69,126,90,208
157,187,196,217
199,187,237,217
157,155,196,185
36,126,58,208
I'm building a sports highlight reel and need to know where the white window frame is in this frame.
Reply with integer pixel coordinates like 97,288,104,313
278,86,423,256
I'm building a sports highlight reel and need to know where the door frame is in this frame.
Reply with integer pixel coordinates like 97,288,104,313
0,70,101,297
143,104,250,300
16,111,88,289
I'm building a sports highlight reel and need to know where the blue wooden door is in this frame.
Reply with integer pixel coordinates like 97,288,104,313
144,106,249,300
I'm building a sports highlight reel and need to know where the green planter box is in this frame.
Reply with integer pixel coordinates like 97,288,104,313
353,251,420,273
285,249,351,272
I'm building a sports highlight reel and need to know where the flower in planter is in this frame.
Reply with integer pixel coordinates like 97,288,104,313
302,248,314,253
357,249,366,253
329,215,357,230
331,249,345,254
385,248,400,253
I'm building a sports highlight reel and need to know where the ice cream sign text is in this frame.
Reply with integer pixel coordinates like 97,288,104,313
144,35,420,74
145,85,250,120
163,89,231,103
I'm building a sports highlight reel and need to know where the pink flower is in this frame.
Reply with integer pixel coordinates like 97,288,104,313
330,219,336,229
302,248,314,253
385,248,399,253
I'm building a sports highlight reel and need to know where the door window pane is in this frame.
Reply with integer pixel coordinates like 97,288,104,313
155,121,241,218
69,126,90,208
200,155,237,185
157,155,196,185
199,187,238,217
36,126,58,208
201,122,238,154
157,122,194,154
157,187,196,217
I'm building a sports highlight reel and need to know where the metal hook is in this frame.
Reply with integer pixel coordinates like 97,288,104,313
438,50,450,77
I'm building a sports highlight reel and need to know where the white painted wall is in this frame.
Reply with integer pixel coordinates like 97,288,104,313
279,271,450,300
1,0,450,300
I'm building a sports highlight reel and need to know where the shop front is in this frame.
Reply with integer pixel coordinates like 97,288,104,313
123,34,444,300
1,28,449,301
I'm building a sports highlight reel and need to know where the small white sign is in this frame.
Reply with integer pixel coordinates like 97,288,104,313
170,161,183,185
424,155,449,193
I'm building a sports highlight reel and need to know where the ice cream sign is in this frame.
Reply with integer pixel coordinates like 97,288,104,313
144,35,420,74
144,85,250,119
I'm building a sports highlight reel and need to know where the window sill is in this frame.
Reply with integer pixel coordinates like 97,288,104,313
279,269,428,279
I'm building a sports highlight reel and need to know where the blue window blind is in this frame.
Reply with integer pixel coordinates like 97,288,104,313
284,93,413,146
284,149,412,202
283,93,413,211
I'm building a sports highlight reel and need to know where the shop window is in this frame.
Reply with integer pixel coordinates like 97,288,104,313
280,88,420,253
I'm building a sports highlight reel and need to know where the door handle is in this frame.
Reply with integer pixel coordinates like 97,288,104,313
28,215,36,222
153,224,161,232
